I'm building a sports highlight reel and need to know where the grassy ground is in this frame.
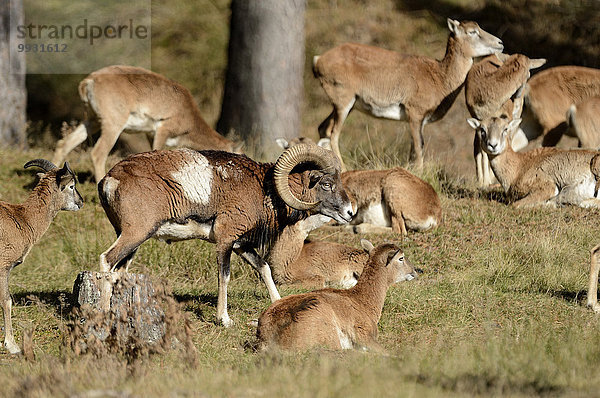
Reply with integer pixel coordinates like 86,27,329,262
1,145,600,397
6,0,600,396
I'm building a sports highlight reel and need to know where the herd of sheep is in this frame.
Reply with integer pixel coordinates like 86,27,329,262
1,18,600,355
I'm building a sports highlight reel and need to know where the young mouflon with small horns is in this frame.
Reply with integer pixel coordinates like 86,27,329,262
256,240,417,351
0,160,83,354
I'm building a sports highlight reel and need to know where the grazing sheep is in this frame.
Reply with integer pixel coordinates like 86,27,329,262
52,65,241,182
98,144,354,326
0,160,83,354
256,240,417,351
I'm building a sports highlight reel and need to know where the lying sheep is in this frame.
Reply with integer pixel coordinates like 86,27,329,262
0,160,83,354
467,117,600,208
267,214,366,288
256,239,417,351
97,144,354,326
341,168,442,235
465,53,546,186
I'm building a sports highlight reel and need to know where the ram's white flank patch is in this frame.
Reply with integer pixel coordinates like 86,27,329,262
154,220,215,243
172,153,213,205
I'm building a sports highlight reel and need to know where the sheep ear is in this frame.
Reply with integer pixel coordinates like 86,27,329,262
529,58,546,69
360,239,375,253
508,118,522,132
466,118,480,130
447,18,460,34
57,162,74,189
316,138,332,150
275,138,289,150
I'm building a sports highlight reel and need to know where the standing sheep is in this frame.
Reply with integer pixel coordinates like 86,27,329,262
1,160,83,354
98,144,354,326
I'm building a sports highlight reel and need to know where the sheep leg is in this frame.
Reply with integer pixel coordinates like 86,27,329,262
327,98,355,172
317,110,335,138
391,215,408,236
383,182,408,236
512,185,557,208
91,120,125,182
152,121,174,150
482,151,492,187
474,132,485,187
0,270,19,354
52,122,89,166
587,244,600,313
216,245,234,327
408,118,426,170
541,125,567,147
99,233,145,273
234,247,281,302
579,198,600,208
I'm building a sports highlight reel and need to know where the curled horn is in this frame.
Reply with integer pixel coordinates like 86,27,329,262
274,143,339,210
23,159,58,172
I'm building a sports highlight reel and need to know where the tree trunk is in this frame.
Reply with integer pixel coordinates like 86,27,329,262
217,0,306,160
0,0,26,148
72,271,166,346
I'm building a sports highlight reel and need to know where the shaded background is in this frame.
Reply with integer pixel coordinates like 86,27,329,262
24,0,600,178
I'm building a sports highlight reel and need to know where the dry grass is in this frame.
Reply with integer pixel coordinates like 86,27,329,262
1,145,600,396
4,1,600,395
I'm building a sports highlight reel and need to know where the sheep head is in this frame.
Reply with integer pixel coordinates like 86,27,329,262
24,159,83,211
274,143,353,224
361,240,417,284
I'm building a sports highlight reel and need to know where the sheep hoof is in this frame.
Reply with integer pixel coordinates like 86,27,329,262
4,341,21,355
219,314,234,328
587,301,600,314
